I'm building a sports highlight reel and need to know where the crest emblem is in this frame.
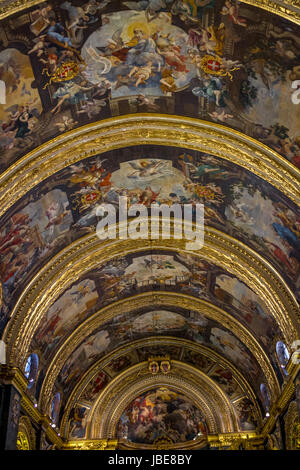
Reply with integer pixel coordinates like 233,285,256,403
200,55,240,81
81,190,101,208
42,61,83,89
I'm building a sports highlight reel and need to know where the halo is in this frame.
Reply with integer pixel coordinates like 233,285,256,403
126,21,153,40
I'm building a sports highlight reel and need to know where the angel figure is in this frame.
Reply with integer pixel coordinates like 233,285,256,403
136,94,160,111
221,1,247,27
188,24,224,56
128,62,155,87
127,160,165,178
28,36,47,57
208,110,233,122
228,202,254,224
44,201,71,234
54,115,78,132
51,80,94,114
76,98,107,118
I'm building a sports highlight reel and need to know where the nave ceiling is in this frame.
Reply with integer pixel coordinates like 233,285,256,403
0,0,299,450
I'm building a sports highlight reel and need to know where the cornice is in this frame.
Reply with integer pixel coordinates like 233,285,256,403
239,0,300,25
0,365,64,448
0,365,28,395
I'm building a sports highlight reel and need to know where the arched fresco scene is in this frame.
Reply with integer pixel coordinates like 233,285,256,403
0,0,299,452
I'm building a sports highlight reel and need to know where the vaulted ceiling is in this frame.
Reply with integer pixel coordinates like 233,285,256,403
0,0,299,449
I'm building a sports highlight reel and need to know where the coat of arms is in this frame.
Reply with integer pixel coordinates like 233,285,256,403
200,55,241,80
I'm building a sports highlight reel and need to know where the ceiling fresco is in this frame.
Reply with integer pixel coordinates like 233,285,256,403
0,0,299,172
63,342,260,440
0,147,299,337
0,0,299,450
116,387,208,444
27,250,282,387
51,305,265,395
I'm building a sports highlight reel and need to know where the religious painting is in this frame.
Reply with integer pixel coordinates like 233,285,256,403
0,0,299,171
182,349,214,373
105,351,136,377
81,9,195,98
132,310,186,333
0,188,73,310
0,48,42,165
31,278,98,358
209,327,260,380
214,275,280,348
68,404,90,439
58,328,110,397
208,364,242,399
117,387,208,444
1,147,299,336
233,397,257,431
225,186,300,280
78,370,108,403
53,304,266,407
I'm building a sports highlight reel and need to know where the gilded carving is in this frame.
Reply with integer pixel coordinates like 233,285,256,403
0,116,299,223
87,362,239,439
3,231,298,372
60,337,262,437
285,401,300,450
37,292,281,415
17,416,36,450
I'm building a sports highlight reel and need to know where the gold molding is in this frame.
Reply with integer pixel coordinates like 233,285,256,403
117,435,208,450
0,365,28,395
284,401,300,450
38,293,281,415
62,439,118,450
261,363,300,437
207,431,263,449
0,115,299,220
0,0,299,24
17,416,36,450
239,0,300,25
3,229,299,369
61,337,262,437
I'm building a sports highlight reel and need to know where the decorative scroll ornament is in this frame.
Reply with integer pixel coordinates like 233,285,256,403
154,435,173,449
16,431,30,450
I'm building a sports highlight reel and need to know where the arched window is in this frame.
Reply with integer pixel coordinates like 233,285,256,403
24,354,39,389
50,392,61,423
276,341,290,373
260,383,270,412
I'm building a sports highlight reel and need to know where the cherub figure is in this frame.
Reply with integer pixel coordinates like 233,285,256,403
128,62,155,87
